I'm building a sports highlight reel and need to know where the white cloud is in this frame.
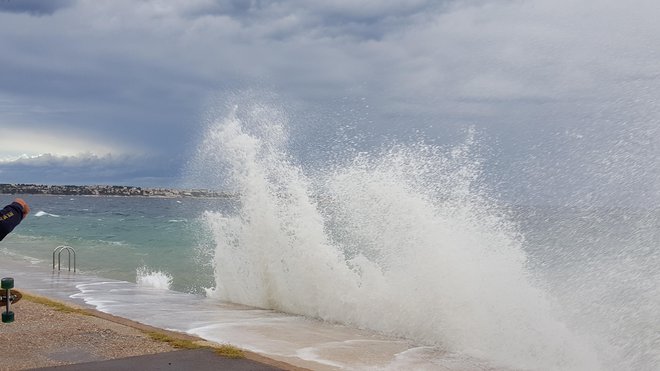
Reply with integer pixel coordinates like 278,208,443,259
0,128,132,162
0,151,178,186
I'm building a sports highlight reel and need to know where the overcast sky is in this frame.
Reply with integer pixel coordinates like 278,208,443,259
1,0,658,204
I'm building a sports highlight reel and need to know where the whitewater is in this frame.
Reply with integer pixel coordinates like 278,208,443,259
1,101,657,370
189,102,657,370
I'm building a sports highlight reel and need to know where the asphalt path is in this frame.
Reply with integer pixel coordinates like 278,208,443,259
32,348,283,371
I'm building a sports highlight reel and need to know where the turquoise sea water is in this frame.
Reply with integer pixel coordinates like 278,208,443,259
1,194,230,294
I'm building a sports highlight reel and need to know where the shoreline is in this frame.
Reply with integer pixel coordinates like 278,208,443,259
0,254,315,370
3,290,303,370
1,192,236,200
0,248,479,370
0,183,234,199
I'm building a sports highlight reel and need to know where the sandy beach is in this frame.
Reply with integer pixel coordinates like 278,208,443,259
0,292,300,370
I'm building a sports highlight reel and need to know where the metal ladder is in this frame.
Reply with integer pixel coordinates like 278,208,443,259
53,246,76,272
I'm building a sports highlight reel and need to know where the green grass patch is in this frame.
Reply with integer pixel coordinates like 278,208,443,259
145,331,244,358
23,293,91,315
213,344,245,359
145,331,202,349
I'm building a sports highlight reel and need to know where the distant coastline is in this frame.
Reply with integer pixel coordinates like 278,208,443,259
0,183,231,198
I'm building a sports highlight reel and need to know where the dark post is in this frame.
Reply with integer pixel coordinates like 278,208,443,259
1,277,15,323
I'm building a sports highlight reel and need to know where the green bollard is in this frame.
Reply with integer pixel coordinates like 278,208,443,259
1,277,14,323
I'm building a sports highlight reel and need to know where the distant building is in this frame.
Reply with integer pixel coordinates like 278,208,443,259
0,184,231,198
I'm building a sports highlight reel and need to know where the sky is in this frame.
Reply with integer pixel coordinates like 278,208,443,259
0,0,659,205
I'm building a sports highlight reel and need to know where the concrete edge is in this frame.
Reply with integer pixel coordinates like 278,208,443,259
20,290,310,371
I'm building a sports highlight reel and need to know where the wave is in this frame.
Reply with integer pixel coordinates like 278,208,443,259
194,103,602,370
136,266,172,290
0,247,43,265
35,211,61,217
97,240,127,246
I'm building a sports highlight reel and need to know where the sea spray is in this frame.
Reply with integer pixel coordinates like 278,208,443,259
136,266,173,290
199,103,601,370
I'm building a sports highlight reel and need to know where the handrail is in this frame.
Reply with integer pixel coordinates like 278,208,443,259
53,246,76,272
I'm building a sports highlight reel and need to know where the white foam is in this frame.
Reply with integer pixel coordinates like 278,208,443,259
35,210,60,217
195,104,602,370
136,266,172,290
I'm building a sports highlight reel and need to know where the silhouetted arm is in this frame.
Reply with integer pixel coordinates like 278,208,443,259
0,200,28,241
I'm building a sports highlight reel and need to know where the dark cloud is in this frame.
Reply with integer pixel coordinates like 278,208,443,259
0,0,74,16
0,153,180,186
179,0,277,18
175,0,450,41
0,0,658,204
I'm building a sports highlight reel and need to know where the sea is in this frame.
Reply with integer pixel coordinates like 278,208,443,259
1,104,658,370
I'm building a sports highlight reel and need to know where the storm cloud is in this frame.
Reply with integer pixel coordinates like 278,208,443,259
0,0,74,16
1,0,658,203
